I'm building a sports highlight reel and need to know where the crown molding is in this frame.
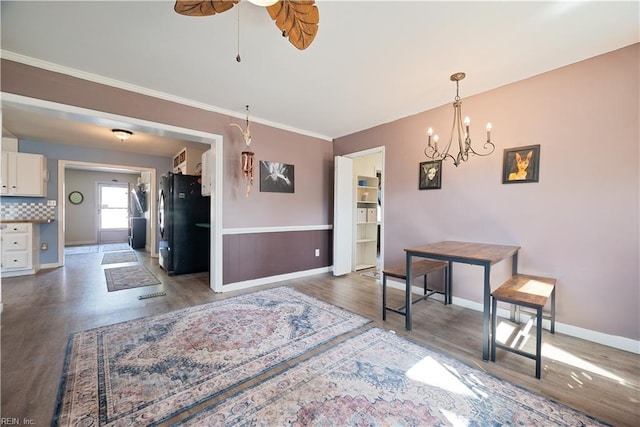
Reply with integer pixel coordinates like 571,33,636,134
0,50,333,142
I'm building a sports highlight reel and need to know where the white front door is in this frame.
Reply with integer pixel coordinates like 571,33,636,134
97,182,129,243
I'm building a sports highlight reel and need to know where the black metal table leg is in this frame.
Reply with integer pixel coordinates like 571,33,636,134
382,272,387,321
405,253,412,330
483,264,491,361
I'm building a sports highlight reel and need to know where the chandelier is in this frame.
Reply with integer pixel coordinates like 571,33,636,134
424,72,495,167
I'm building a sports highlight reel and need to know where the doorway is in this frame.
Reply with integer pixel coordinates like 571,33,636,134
333,147,385,276
3,93,222,291
97,182,129,243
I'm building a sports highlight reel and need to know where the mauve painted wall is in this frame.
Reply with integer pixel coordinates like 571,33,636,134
223,124,334,228
335,44,639,341
223,230,332,284
0,60,334,229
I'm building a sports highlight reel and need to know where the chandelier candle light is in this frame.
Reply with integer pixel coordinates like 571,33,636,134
424,72,495,167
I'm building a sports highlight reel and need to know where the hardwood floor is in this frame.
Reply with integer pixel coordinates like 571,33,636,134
1,250,638,426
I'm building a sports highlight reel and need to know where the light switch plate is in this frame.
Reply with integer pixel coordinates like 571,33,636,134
47,200,56,206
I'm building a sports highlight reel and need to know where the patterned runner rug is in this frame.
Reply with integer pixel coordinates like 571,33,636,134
104,265,160,292
101,250,138,265
181,327,607,426
51,287,371,426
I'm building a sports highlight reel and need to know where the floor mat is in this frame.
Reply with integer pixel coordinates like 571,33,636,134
65,245,98,255
104,265,160,292
101,251,138,265
360,269,380,279
100,242,131,252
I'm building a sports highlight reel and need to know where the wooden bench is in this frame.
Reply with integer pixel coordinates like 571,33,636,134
491,274,556,379
382,259,449,321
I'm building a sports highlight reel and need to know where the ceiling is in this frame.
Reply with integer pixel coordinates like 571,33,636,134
1,1,638,156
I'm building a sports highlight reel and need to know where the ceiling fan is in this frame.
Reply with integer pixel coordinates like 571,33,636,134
174,0,319,50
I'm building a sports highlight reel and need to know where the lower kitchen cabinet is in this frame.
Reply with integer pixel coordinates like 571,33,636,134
1,222,40,277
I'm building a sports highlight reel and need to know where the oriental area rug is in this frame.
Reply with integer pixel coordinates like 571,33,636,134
104,265,160,292
101,250,138,265
180,328,607,426
51,287,371,426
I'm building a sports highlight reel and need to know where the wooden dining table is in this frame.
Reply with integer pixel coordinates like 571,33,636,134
404,241,521,360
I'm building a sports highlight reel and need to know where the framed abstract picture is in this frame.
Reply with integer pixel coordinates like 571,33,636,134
502,145,540,184
419,160,442,190
259,161,295,193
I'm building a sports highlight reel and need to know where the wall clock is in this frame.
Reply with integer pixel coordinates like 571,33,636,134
69,191,84,205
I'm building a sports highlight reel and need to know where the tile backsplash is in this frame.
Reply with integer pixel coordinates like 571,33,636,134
1,202,56,221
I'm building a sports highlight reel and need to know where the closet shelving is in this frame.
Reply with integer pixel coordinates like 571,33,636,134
354,175,378,271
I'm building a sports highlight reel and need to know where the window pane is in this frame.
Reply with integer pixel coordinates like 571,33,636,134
101,187,128,209
100,208,128,229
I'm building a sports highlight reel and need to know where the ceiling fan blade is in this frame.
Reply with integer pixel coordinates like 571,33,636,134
266,0,319,50
174,0,239,16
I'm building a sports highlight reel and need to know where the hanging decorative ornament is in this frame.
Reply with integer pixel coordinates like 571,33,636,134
230,105,254,197
240,150,254,196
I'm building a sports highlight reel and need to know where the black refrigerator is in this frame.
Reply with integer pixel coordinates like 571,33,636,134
158,172,210,275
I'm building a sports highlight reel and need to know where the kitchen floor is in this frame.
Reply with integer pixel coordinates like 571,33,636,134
64,242,132,255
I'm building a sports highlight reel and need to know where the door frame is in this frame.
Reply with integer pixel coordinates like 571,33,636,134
61,161,157,255
2,93,224,292
334,146,385,274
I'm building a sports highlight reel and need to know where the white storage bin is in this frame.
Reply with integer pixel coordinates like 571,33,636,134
357,208,367,223
367,208,377,222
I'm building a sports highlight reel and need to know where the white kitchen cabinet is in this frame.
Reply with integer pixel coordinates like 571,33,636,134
172,146,205,176
1,222,40,277
1,151,47,196
354,175,378,271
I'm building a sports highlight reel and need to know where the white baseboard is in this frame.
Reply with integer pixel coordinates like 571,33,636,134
219,267,332,293
40,262,60,270
1,265,40,278
383,277,640,355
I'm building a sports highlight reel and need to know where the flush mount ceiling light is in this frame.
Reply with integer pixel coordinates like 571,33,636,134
424,72,495,167
112,129,133,142
173,0,319,50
